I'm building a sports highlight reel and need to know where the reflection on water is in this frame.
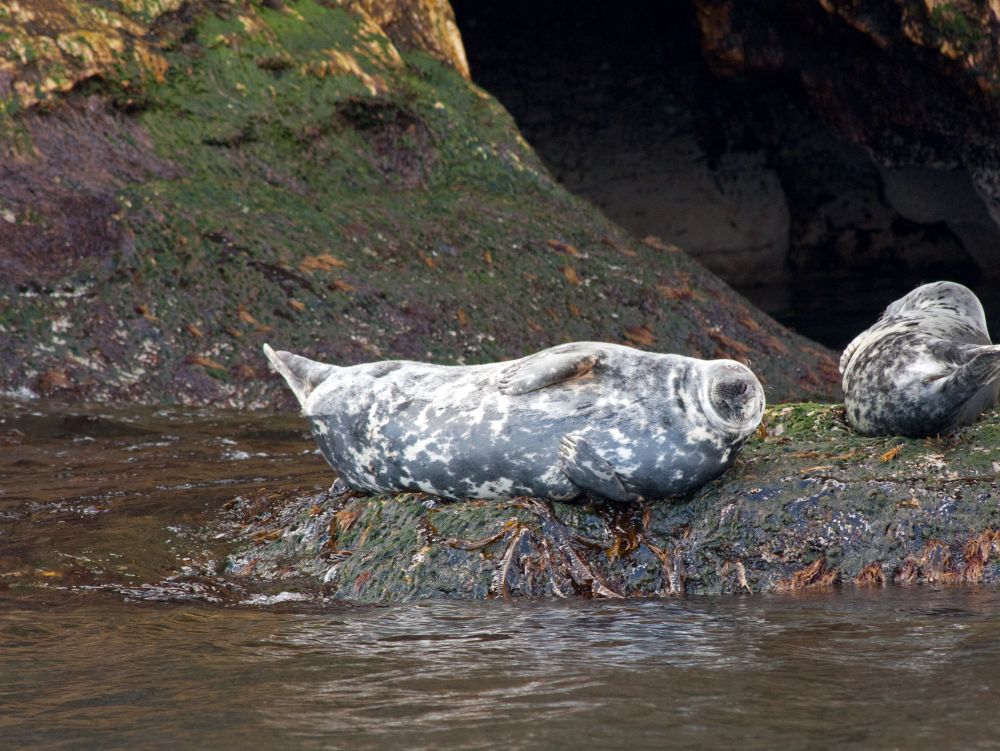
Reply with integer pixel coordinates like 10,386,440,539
3,590,1000,749
3,399,1000,749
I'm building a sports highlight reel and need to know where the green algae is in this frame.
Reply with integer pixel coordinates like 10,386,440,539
1,0,840,406
228,403,1000,601
929,3,985,54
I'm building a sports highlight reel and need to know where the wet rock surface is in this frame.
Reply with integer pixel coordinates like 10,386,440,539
227,404,1000,602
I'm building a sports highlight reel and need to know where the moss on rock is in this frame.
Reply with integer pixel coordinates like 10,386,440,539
227,403,1000,602
1,0,840,407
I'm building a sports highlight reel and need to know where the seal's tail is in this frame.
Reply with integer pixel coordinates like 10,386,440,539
263,343,336,409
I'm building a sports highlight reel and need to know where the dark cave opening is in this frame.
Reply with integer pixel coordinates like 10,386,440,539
451,0,994,349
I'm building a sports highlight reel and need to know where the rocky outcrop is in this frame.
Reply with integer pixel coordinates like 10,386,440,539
0,0,174,111
452,1,996,348
227,403,1000,602
0,0,467,113
348,0,469,78
0,0,840,407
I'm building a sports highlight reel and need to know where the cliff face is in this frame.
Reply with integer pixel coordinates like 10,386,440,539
228,404,1000,602
694,0,1000,278
0,0,840,407
450,1,1000,349
350,0,469,78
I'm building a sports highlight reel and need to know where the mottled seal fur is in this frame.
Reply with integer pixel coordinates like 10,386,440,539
264,341,765,502
840,282,1000,437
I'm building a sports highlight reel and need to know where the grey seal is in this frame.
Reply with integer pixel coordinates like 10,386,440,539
840,281,1000,437
263,341,765,502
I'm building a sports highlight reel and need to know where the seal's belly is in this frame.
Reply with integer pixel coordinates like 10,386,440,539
309,372,584,499
311,411,576,500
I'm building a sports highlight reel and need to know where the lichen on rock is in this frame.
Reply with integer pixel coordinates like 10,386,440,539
0,0,170,112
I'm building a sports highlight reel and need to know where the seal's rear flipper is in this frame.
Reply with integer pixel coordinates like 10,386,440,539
960,345,1000,385
558,434,637,503
944,345,1000,429
263,343,336,409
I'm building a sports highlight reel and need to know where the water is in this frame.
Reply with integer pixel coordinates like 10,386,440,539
5,590,1000,749
4,400,1000,749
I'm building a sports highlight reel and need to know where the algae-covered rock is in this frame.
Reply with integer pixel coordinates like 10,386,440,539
0,0,172,112
0,0,464,113
227,403,1000,602
0,0,839,407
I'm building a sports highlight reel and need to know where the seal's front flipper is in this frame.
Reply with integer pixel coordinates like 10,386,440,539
558,434,637,503
498,348,599,395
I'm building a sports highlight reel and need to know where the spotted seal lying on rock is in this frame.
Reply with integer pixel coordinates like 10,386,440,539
841,281,1000,437
263,341,765,503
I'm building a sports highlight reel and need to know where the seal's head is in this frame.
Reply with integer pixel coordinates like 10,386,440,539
699,360,766,438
